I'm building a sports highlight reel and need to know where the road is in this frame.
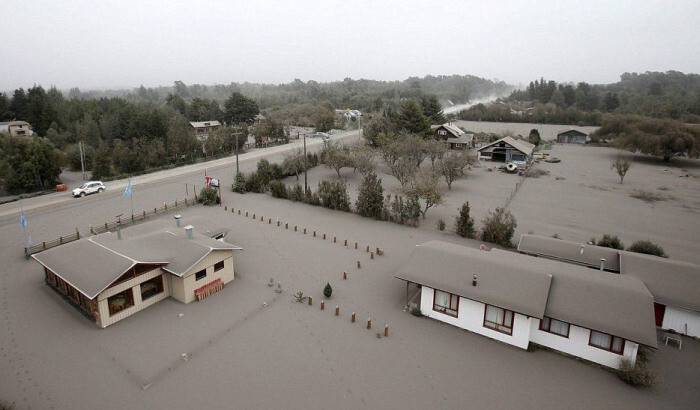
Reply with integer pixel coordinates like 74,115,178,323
0,130,360,225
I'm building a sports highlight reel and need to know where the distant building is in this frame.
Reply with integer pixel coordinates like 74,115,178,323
557,128,587,144
477,136,534,165
189,121,221,140
32,216,241,328
0,121,33,137
254,114,267,124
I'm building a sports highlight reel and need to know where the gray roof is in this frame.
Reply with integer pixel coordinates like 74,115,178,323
477,136,535,156
32,219,241,299
396,241,657,347
556,128,587,136
395,241,553,318
446,134,474,145
620,252,700,313
189,121,221,128
517,234,621,272
439,123,465,137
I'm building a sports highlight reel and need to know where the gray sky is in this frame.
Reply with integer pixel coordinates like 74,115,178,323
1,0,698,91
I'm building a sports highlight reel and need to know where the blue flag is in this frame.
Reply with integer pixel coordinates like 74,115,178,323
19,211,27,228
123,178,132,197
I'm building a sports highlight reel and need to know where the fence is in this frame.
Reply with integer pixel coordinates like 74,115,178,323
24,229,82,259
89,195,197,235
503,173,527,209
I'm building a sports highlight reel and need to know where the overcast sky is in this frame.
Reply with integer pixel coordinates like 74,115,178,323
1,0,698,92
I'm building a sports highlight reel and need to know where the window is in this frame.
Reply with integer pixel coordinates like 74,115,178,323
483,305,514,335
108,289,134,316
512,154,525,161
589,331,625,354
195,269,207,281
214,261,225,272
140,275,164,300
539,317,570,338
438,130,447,135
433,290,459,317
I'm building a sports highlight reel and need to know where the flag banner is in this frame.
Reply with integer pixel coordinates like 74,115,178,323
19,212,27,228
123,178,132,197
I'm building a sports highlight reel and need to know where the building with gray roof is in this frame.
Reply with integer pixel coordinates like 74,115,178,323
395,240,657,369
477,136,535,165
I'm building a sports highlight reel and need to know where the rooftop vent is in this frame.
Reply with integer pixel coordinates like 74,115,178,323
472,274,477,287
184,225,194,240
174,214,181,228
600,258,606,271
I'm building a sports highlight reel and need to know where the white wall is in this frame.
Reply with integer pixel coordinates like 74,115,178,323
529,320,638,369
662,306,700,338
97,269,170,328
178,252,234,304
420,286,531,350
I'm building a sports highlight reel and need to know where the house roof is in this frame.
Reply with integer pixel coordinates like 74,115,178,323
438,123,465,137
32,219,241,299
477,136,535,156
396,240,657,347
189,121,221,128
446,134,474,145
517,234,621,272
620,252,700,313
395,241,553,318
556,128,587,137
254,114,266,121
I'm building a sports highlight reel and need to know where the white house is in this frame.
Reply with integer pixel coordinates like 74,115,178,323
396,241,658,370
32,217,241,328
518,234,700,338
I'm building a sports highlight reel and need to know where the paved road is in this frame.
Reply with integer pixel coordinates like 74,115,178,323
0,130,360,224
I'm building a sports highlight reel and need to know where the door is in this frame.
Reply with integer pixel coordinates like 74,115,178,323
654,302,666,327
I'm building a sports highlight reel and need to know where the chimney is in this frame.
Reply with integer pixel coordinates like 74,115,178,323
472,274,477,287
184,225,194,240
174,214,181,227
600,258,606,271
117,224,122,240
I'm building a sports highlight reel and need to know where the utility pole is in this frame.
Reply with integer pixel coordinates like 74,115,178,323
233,125,242,175
302,132,308,193
79,141,86,181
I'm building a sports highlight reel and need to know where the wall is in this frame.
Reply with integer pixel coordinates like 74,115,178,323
97,268,170,328
662,306,700,337
176,251,234,304
419,286,531,350
529,320,638,369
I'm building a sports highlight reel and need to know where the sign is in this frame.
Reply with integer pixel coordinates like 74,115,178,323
209,178,219,188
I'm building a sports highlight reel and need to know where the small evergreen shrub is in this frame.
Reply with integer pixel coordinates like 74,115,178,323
455,202,476,238
269,180,287,199
410,307,423,317
356,172,384,219
323,282,333,298
628,240,668,258
287,183,304,202
596,234,624,250
480,207,517,247
245,171,264,193
199,186,218,206
437,219,446,231
317,180,350,211
617,359,655,387
232,171,246,193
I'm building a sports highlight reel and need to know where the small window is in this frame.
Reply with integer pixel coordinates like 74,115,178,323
589,331,625,354
108,289,134,316
195,269,207,281
539,316,570,338
433,289,459,317
140,275,164,300
438,130,447,135
483,305,514,335
214,261,224,272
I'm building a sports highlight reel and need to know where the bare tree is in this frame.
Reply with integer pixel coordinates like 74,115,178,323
389,157,416,187
322,142,353,178
350,145,376,175
282,148,305,180
424,139,447,169
438,152,471,190
402,168,445,219
612,156,631,183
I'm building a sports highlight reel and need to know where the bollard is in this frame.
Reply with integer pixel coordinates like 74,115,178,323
357,260,361,269
303,228,306,234
253,213,256,219
343,271,347,280
376,247,381,256
269,218,272,224
246,211,248,217
367,318,372,329
335,306,339,316
224,206,227,211
308,296,313,306
232,208,234,213
366,245,370,252
351,312,356,323
143,211,146,218
238,210,241,215
355,242,358,249
277,221,280,226
313,230,316,237
285,223,288,229
260,216,263,222
294,225,297,232
154,207,157,214
344,239,347,246
323,233,326,240
384,325,389,337
320,300,325,310
333,236,337,243
371,252,374,260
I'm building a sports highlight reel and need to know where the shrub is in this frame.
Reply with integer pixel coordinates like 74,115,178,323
199,186,218,206
323,282,333,298
387,195,420,226
256,158,274,188
304,188,320,206
307,152,319,167
455,202,476,239
317,180,350,211
628,240,668,258
410,307,423,317
287,183,304,202
596,234,624,250
480,207,517,247
437,219,446,231
356,172,384,219
232,172,246,193
245,171,264,193
269,180,287,199
617,359,655,387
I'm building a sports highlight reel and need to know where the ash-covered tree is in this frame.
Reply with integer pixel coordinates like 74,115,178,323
282,148,305,180
424,139,448,169
421,95,445,124
528,129,541,146
315,106,335,132
438,152,470,190
363,116,394,147
627,240,668,258
397,99,431,136
612,156,631,183
480,207,517,247
321,142,353,178
232,172,246,193
356,172,384,219
401,168,445,219
596,234,624,250
166,115,200,162
91,142,112,180
455,202,476,238
316,180,350,211
223,91,259,124
199,186,218,205
349,145,376,175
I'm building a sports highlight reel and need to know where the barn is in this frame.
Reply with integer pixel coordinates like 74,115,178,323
477,136,534,165
556,129,587,144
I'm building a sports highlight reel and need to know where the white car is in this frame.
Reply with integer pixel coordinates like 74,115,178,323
312,132,330,140
73,181,106,198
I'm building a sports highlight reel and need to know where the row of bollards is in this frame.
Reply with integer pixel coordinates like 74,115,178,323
314,299,388,337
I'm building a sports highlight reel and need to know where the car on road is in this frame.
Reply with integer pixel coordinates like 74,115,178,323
312,132,330,141
72,181,106,198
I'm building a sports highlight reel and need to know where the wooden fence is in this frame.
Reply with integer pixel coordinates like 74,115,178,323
89,195,197,235
24,229,82,259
